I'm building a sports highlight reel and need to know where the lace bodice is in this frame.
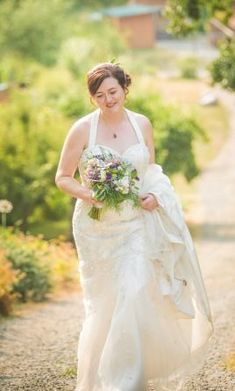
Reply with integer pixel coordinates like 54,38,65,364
78,109,150,188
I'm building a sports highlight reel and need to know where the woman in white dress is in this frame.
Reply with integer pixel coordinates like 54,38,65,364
55,63,213,391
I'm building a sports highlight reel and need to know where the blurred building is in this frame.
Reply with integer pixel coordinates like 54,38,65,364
128,0,166,5
129,0,169,40
101,4,160,49
100,1,169,49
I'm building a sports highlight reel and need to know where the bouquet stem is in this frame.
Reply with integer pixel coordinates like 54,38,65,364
88,206,102,220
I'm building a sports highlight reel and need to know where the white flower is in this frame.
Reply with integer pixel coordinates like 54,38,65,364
121,176,130,187
88,157,100,167
100,169,106,182
0,199,13,213
116,176,130,194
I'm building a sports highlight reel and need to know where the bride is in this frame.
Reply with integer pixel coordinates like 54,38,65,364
55,62,213,391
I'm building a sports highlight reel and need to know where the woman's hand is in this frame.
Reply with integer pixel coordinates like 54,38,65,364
82,188,103,208
139,193,160,211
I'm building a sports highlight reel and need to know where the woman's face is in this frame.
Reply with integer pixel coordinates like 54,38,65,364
92,77,126,113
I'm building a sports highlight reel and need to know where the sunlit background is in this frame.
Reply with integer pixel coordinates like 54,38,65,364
0,1,235,388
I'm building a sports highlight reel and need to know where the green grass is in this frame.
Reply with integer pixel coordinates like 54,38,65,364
61,365,77,378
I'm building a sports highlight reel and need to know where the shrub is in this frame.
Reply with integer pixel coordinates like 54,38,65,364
210,39,235,91
59,89,90,119
45,239,79,291
0,90,72,230
179,57,199,79
0,0,68,65
127,93,207,181
0,228,79,313
59,18,126,78
0,250,22,315
6,246,53,302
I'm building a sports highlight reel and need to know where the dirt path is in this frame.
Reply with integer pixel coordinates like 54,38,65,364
0,89,235,391
0,291,84,391
181,89,235,390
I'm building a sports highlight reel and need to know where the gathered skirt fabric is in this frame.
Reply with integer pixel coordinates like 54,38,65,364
72,199,212,391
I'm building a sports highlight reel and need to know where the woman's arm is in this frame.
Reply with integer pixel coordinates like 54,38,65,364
55,118,101,206
138,114,160,210
142,116,156,164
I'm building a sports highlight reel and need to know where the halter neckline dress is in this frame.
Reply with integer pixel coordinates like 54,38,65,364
72,108,213,391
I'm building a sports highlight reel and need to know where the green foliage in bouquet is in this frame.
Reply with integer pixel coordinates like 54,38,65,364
83,150,140,220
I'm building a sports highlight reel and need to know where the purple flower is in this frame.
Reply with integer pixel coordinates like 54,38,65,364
86,169,100,181
106,172,112,181
107,162,117,169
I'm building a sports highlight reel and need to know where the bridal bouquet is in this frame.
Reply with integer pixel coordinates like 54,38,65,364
83,149,140,220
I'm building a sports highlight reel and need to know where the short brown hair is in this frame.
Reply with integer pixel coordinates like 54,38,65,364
87,62,131,96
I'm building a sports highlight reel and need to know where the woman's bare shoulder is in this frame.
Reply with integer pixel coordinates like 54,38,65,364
128,109,155,162
69,112,93,135
66,111,94,147
128,109,153,136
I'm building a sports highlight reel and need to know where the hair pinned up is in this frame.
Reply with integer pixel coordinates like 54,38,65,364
87,62,131,96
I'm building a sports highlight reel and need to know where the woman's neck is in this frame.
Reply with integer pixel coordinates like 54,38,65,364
99,107,126,125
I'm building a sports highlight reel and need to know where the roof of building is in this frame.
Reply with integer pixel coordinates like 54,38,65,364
101,4,161,18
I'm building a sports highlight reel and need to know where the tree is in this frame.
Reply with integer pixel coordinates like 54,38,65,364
210,39,235,90
0,0,128,66
0,0,69,65
127,94,207,182
165,0,235,91
165,0,233,36
0,90,71,229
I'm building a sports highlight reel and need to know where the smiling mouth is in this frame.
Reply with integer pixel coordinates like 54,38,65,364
106,103,116,108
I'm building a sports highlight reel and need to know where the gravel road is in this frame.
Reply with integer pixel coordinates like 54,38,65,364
0,89,235,391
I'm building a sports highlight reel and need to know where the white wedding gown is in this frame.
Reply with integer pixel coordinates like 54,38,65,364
72,109,213,391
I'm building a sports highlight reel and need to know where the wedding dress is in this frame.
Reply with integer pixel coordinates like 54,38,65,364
72,108,213,391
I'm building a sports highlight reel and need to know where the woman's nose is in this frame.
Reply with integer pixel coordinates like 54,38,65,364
105,94,113,103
